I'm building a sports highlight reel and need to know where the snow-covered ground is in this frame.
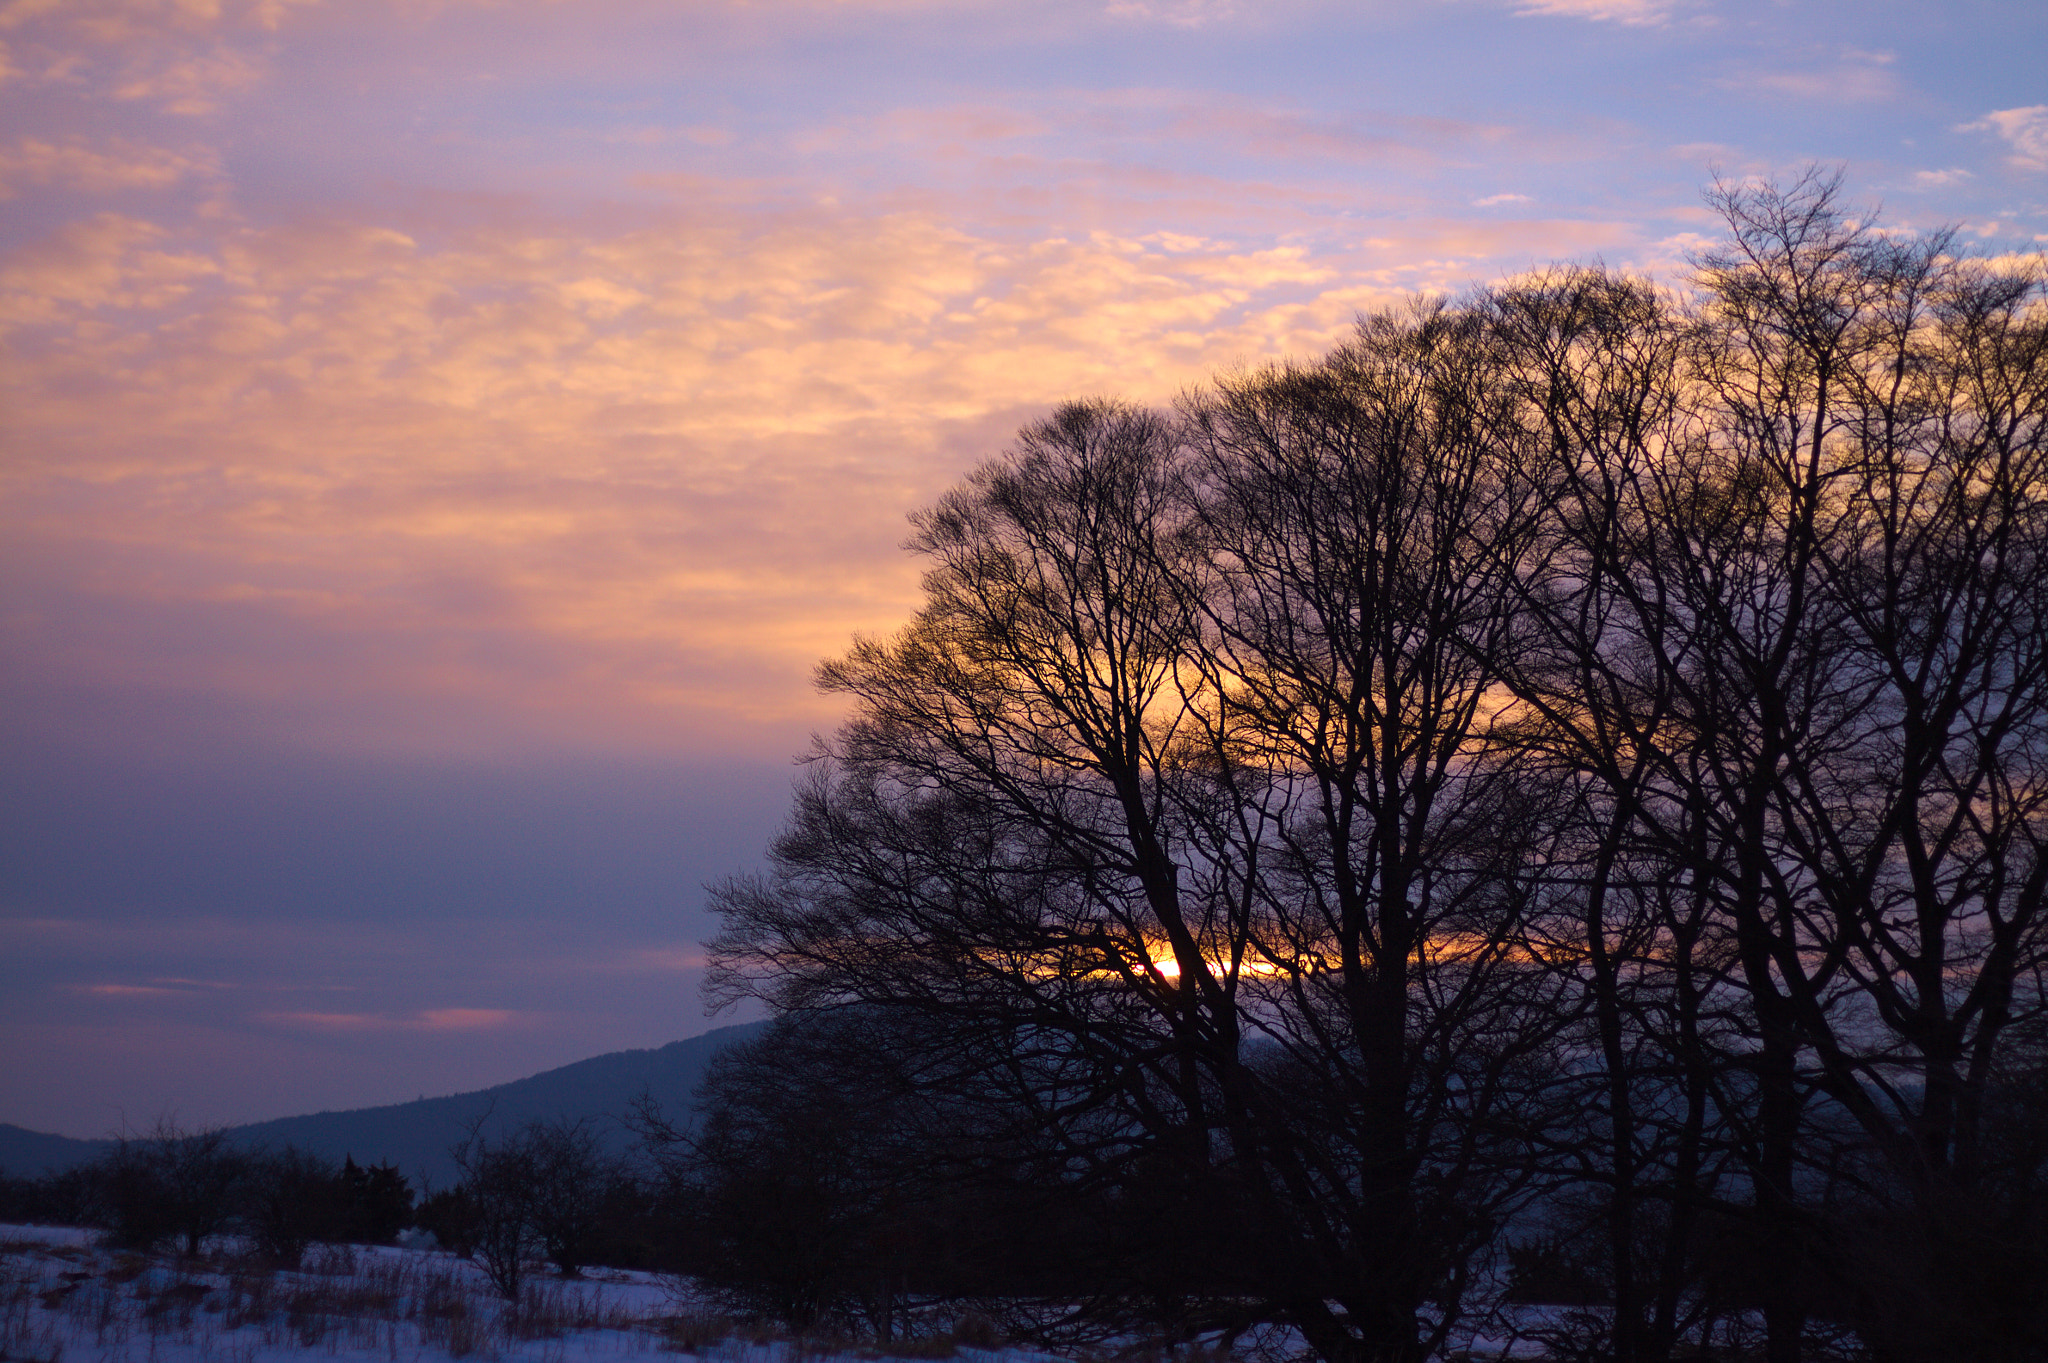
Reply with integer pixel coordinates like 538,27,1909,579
0,1223,701,1363
0,1226,1157,1363
0,1223,1740,1363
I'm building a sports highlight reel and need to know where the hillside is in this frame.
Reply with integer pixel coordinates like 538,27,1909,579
0,1125,106,1181
0,1021,764,1185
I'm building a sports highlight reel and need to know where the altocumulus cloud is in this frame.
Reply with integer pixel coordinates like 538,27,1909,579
5,186,1646,761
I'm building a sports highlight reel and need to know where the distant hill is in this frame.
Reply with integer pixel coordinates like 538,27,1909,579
0,1125,109,1180
0,1021,765,1186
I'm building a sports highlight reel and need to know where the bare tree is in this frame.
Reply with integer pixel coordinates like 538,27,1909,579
241,1146,342,1268
94,1120,248,1257
525,1118,622,1280
1487,170,2048,1363
1174,306,1576,1362
712,352,1570,1363
707,172,2048,1363
451,1118,539,1298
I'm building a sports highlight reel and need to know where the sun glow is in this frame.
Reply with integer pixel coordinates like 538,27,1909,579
1133,944,1301,982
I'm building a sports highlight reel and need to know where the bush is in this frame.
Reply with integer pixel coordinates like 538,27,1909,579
415,1186,482,1259
93,1121,248,1256
242,1146,344,1267
336,1156,414,1245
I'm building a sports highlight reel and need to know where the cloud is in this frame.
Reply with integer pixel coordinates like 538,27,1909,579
0,0,294,114
260,1008,521,1033
1511,0,1674,27
618,948,710,974
1961,106,2048,173
1474,193,1532,207
423,1008,518,1030
5,182,1652,760
1665,142,1743,168
1912,168,1973,189
604,124,736,148
1717,56,1903,105
783,91,1556,199
0,0,324,42
0,134,221,198
109,43,265,113
1104,0,1239,27
1165,102,1517,166
0,210,218,321
69,977,233,1000
871,105,1054,147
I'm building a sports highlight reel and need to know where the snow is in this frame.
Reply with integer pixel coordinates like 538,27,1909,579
0,1224,1006,1363
0,1224,1756,1363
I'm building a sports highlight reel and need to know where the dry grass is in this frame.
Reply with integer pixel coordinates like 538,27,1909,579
2,1262,65,1363
0,1235,1079,1363
1,1233,678,1363
720,1310,1018,1363
651,1313,733,1355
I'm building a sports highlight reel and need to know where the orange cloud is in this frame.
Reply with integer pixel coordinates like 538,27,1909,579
0,134,221,197
0,210,216,319
7,181,1650,758
0,0,302,115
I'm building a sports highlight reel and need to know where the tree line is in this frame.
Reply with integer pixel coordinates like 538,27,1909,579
0,1113,698,1296
699,171,2048,1363
0,1122,414,1266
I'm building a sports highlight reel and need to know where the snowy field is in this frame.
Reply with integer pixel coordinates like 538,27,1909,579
0,1223,686,1363
0,1225,1098,1363
0,1223,1643,1363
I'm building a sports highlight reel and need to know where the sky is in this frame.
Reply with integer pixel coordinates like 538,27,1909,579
2,0,2044,1139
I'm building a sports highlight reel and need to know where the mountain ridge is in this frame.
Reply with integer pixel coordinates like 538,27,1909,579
0,1021,765,1186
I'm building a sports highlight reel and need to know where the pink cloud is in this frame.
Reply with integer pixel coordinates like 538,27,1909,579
1962,107,2048,173
1512,0,1676,26
1103,0,1241,29
872,106,1053,146
109,43,265,114
618,948,710,973
604,124,735,148
262,1008,522,1033
1716,53,1904,105
420,1008,517,1031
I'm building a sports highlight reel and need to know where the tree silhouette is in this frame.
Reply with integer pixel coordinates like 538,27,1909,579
706,172,2048,1363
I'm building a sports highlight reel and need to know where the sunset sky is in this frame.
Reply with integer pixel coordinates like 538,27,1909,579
3,0,2044,1137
